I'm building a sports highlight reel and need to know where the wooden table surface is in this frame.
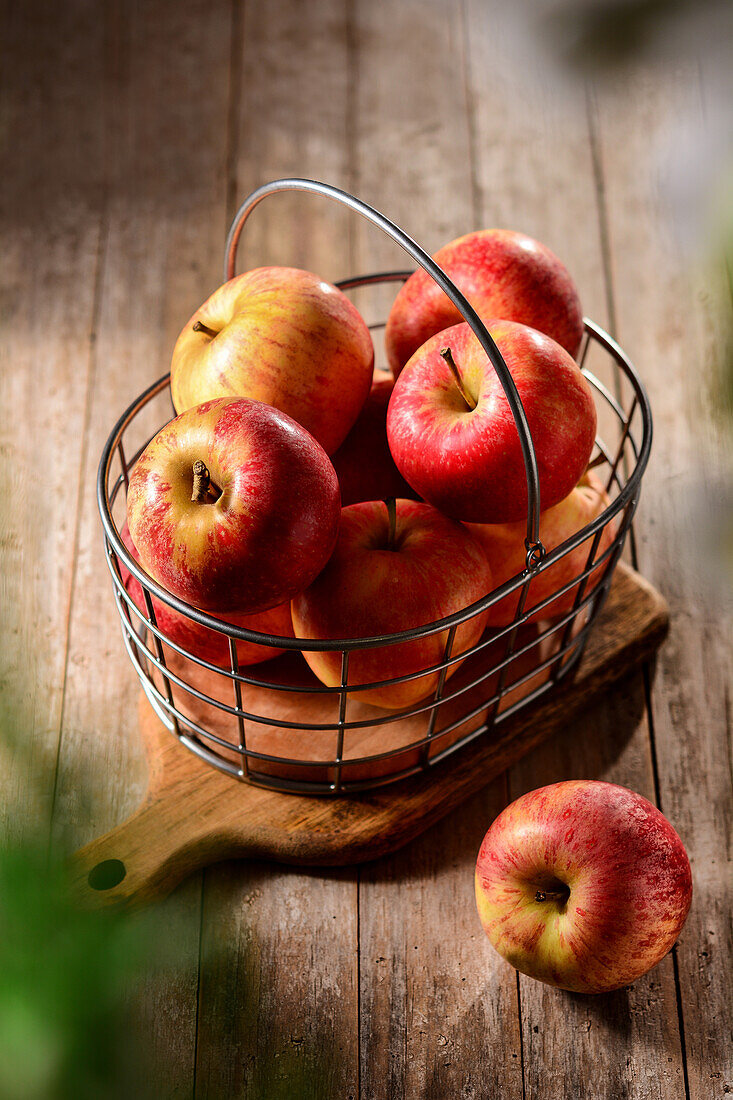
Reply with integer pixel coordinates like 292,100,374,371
2,2,731,1097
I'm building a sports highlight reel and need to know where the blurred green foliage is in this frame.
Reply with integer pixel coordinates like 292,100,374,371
0,839,160,1100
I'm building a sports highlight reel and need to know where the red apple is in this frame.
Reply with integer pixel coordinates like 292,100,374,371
126,397,341,614
330,370,417,506
475,781,693,993
170,267,374,454
467,470,619,627
117,521,294,667
385,229,584,377
386,319,597,524
291,499,492,709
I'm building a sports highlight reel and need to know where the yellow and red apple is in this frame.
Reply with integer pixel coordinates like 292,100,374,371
475,781,692,993
126,397,341,615
385,229,584,377
117,521,294,667
386,319,597,524
170,267,374,454
467,469,619,627
291,499,492,709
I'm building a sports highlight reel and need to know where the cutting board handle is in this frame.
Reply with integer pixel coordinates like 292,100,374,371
72,802,204,906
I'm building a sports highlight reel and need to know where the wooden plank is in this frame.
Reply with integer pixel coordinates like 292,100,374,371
359,781,525,1099
509,680,686,1099
48,1,233,1095
348,0,479,341
228,0,355,275
194,862,358,1099
192,4,360,1097
52,0,233,848
0,0,104,843
464,8,608,326
595,65,733,1100
350,2,521,1093
463,5,689,1094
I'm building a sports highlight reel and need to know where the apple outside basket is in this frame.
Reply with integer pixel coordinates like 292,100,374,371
97,178,653,795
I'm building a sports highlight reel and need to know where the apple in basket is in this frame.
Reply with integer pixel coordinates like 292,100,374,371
126,397,341,615
385,228,584,377
330,370,417,506
116,521,294,668
467,469,620,628
169,267,375,454
386,319,597,524
475,781,693,993
291,499,492,709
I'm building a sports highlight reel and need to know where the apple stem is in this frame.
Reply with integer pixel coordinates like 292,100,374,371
191,460,212,502
193,320,218,339
440,347,476,411
535,889,570,904
385,497,397,551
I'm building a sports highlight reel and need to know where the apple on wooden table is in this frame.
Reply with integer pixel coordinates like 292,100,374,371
126,397,341,615
330,370,417,506
475,780,693,994
467,469,619,627
117,521,294,668
170,267,375,454
386,319,597,524
385,228,584,377
291,499,492,709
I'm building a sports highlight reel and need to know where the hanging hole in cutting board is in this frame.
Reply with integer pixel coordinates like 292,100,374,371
87,859,127,890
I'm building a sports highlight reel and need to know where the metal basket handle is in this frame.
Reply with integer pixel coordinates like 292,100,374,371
225,177,545,567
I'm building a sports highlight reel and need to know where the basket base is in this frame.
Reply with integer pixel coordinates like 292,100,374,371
144,608,586,790
72,563,668,907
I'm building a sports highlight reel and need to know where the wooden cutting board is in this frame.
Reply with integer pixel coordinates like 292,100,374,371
72,563,668,907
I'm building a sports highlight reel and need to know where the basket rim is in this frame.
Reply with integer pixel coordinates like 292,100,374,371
97,312,652,653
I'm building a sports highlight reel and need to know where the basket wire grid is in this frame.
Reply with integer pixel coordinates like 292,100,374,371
97,179,652,795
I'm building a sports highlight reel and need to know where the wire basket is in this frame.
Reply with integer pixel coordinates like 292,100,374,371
97,179,652,795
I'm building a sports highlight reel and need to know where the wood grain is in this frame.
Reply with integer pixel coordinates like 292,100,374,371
192,5,361,1096
349,4,526,1092
358,778,525,1100
349,0,476,337
194,862,359,1100
52,0,232,850
45,2,233,1095
0,0,104,844
462,7,689,1094
595,66,733,1100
